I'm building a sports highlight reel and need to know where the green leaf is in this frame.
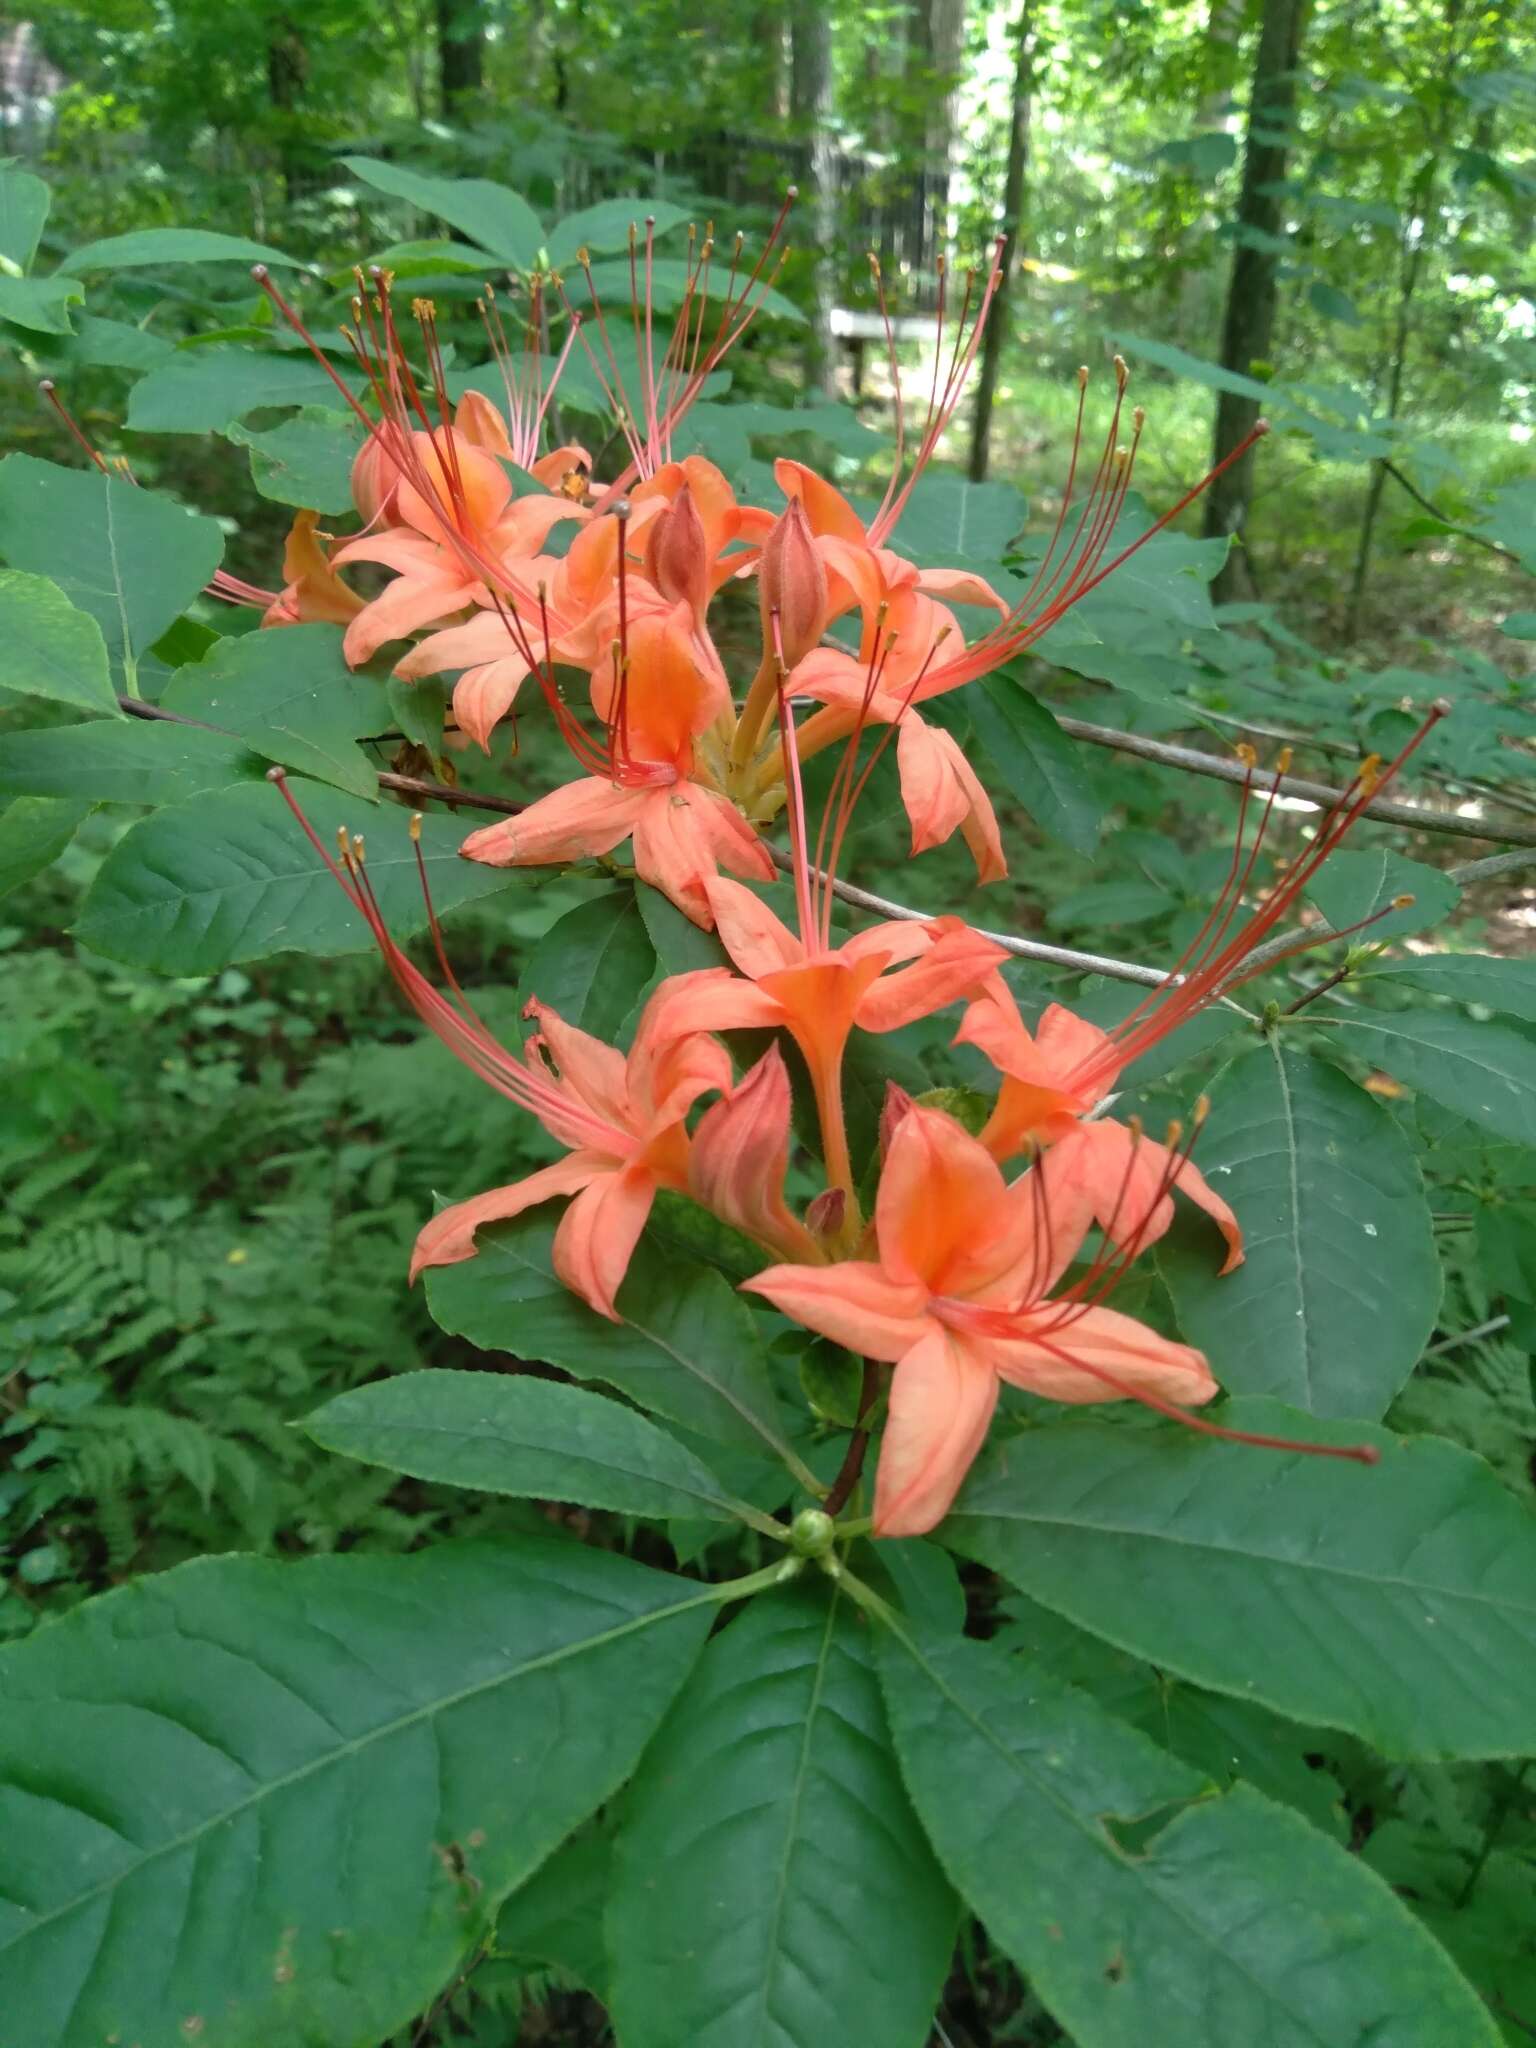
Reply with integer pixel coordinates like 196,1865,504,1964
0,1536,712,2048
1308,280,1364,325
228,406,362,514
0,458,223,691
1305,846,1460,943
1336,1010,1536,1146
609,1581,956,2048
425,1211,798,1467
0,272,84,335
494,1826,611,1998
945,1400,1536,1759
545,198,690,268
1158,1045,1439,1418
0,796,91,898
1370,952,1536,1024
968,679,1102,853
635,879,733,973
344,156,544,269
519,886,656,1039
303,1369,745,1522
0,163,50,272
0,719,266,805
161,623,387,798
46,313,174,372
126,349,360,435
569,256,804,326
0,570,117,717
878,1619,1499,2048
73,783,513,973
888,473,1027,565
1112,332,1274,403
58,228,306,273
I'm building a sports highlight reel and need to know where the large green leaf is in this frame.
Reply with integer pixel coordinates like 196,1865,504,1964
1158,1044,1439,1417
608,1581,956,2048
1305,846,1460,944
304,1369,747,1523
1112,331,1276,403
343,156,544,269
888,473,1027,565
59,228,307,273
73,782,513,973
878,1619,1498,2048
967,678,1102,853
0,1536,713,2048
161,623,387,798
0,796,92,898
126,350,360,435
425,1211,802,1471
1369,952,1536,1023
494,1826,612,1998
0,458,223,692
0,163,50,272
545,198,690,269
228,406,362,514
569,256,804,326
1336,1009,1536,1146
518,885,656,1039
0,719,266,805
0,570,117,717
0,272,84,335
944,1400,1536,1759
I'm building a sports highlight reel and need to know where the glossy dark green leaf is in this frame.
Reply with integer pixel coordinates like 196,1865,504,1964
0,272,83,335
303,1369,744,1522
609,1581,956,2048
0,458,223,691
519,887,656,1039
1159,1044,1438,1417
0,1537,713,2048
344,156,544,268
1337,1010,1536,1146
878,1619,1498,2048
493,1826,611,1998
0,570,117,717
967,678,1102,853
0,719,266,805
888,473,1027,564
161,623,387,798
0,163,49,271
73,782,513,973
945,1400,1536,1759
425,1211,801,1470
0,797,92,898
1369,952,1536,1023
635,879,732,973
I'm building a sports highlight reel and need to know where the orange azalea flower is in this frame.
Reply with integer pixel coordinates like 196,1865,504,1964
693,874,1007,1202
458,605,774,927
262,509,366,629
688,1043,823,1264
745,1103,1218,1535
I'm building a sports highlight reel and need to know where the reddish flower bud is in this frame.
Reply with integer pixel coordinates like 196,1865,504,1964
643,481,710,622
805,1186,847,1242
759,496,827,669
879,1082,917,1161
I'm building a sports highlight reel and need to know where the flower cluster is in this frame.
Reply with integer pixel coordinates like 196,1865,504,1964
255,214,1446,1534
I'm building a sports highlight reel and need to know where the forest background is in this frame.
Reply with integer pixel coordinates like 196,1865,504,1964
1,0,1534,2041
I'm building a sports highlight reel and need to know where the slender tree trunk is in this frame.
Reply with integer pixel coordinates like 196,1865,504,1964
791,0,837,397
1199,0,1247,132
1203,0,1309,602
266,16,309,208
437,0,484,117
968,1,1032,482
906,0,967,260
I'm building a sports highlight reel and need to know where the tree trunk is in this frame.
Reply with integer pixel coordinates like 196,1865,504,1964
790,0,837,397
1199,0,1247,132
437,0,484,117
967,0,1032,483
906,0,967,260
266,16,309,208
1203,0,1309,602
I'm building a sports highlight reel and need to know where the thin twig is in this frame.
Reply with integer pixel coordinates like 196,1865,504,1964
1054,716,1536,847
1423,1314,1512,1359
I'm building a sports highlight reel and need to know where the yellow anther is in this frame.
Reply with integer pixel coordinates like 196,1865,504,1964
1392,892,1415,909
1236,742,1258,769
409,813,423,843
1113,353,1129,388
1165,1119,1184,1148
1132,405,1146,432
1275,746,1293,776
1077,364,1090,389
1193,1094,1211,1126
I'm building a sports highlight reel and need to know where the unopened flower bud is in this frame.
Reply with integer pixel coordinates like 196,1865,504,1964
879,1082,917,1161
805,1186,846,1241
789,1508,837,1559
643,481,709,621
759,497,827,669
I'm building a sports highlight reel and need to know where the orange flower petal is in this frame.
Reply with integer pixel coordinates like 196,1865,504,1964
988,1303,1218,1409
552,1164,658,1320
742,1260,928,1361
872,1326,1000,1537
408,1152,603,1281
